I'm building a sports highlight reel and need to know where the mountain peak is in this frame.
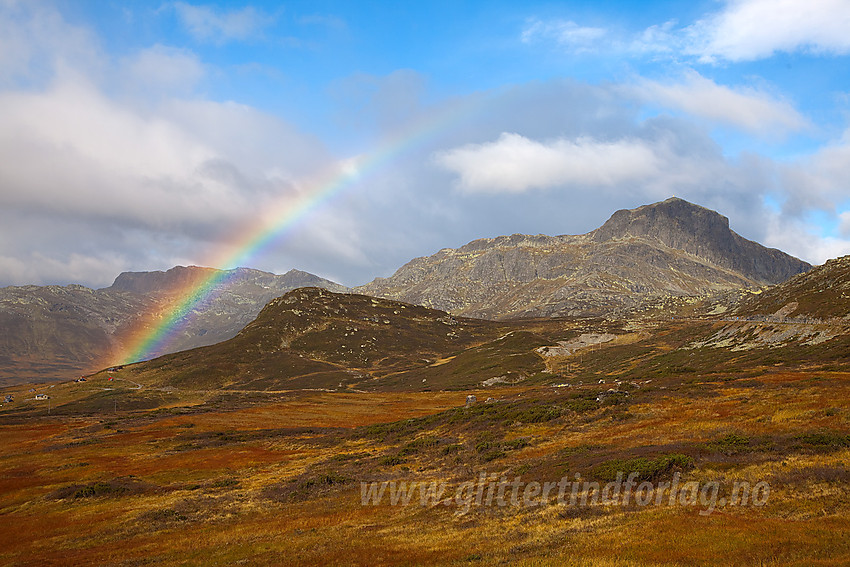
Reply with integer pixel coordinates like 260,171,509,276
589,197,809,285
108,265,348,296
358,198,811,319
108,265,217,295
591,197,729,243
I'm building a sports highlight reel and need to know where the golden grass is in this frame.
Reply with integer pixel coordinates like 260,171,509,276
1,371,849,565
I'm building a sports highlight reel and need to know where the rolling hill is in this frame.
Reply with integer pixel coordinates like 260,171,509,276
735,254,850,321
116,287,568,392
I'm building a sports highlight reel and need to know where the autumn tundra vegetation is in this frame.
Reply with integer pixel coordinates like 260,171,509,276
2,269,850,566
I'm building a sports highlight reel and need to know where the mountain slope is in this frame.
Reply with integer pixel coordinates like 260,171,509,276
735,254,850,320
0,284,151,385
109,266,350,358
119,287,578,392
123,287,510,391
0,267,349,384
357,198,811,319
590,198,810,284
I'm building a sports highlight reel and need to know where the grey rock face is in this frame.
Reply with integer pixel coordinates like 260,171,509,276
358,198,811,319
0,284,152,385
590,198,811,284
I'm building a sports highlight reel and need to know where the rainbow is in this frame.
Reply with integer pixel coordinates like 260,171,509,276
114,98,478,365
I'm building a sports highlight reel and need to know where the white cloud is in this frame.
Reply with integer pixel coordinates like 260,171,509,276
742,128,850,262
840,211,850,237
777,130,850,214
3,1,850,290
689,0,850,62
0,1,102,84
523,1,850,64
0,252,129,288
629,71,808,135
172,2,274,43
435,133,661,193
121,44,205,95
0,79,214,219
0,75,337,231
762,213,850,265
0,2,347,287
521,18,607,51
629,20,681,55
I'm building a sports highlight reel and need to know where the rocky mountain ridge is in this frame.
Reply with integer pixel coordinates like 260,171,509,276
0,266,349,384
0,198,819,386
357,198,811,319
589,198,810,284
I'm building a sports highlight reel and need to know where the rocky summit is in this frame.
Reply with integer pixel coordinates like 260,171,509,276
357,198,811,319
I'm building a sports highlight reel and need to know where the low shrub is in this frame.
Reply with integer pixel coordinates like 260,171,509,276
398,435,439,456
50,477,157,500
212,478,240,489
592,453,694,482
794,431,850,450
303,471,350,488
705,432,752,454
379,455,404,466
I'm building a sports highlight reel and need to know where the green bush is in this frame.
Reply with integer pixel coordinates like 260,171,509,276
592,453,694,482
379,455,404,466
442,444,462,455
398,435,439,456
145,508,187,522
705,432,751,454
74,481,117,499
795,431,850,450
303,471,350,488
502,437,530,451
567,399,598,413
480,450,506,462
512,406,561,423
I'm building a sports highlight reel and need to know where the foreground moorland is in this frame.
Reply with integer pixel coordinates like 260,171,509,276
2,284,850,566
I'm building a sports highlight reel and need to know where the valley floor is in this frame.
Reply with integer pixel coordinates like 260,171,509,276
1,367,849,565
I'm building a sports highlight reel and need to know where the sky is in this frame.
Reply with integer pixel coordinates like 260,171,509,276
2,0,850,288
